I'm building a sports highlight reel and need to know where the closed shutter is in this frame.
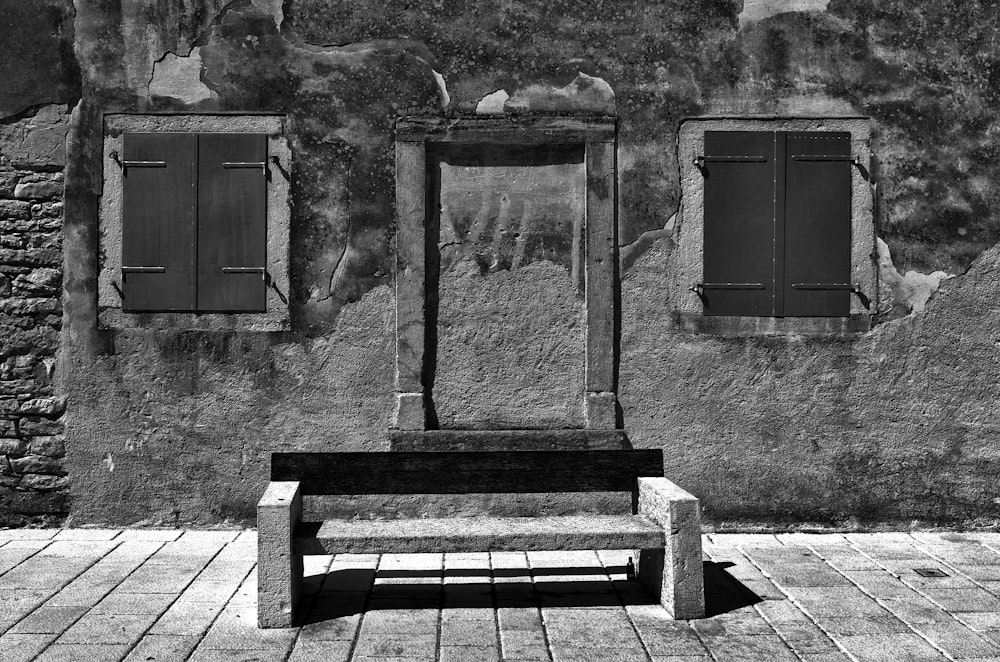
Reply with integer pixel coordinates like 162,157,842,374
121,133,196,311
783,132,852,317
196,133,267,312
702,131,775,316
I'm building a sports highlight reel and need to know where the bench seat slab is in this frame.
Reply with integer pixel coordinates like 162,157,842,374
297,514,665,555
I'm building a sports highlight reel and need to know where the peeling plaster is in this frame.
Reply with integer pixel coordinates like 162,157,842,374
739,0,832,27
505,73,615,115
877,237,954,315
250,0,284,28
620,212,677,271
432,70,450,110
476,89,509,114
148,47,214,105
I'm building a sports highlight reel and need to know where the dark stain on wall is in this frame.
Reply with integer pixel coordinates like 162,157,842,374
0,0,80,119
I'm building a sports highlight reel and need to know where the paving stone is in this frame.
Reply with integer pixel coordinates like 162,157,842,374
58,612,159,645
359,607,439,634
755,598,813,623
845,533,919,546
441,617,499,646
879,597,956,625
920,545,1000,565
287,639,353,662
299,607,362,641
817,614,912,635
188,646,294,661
631,618,708,657
116,529,183,542
178,579,241,603
500,627,550,659
710,533,782,547
0,539,48,574
776,533,849,545
691,606,776,637
836,633,949,662
90,590,177,615
440,644,501,662
53,529,122,541
899,569,978,590
955,565,1000,581
552,647,649,662
441,607,495,622
499,606,544,631
38,540,121,557
920,588,1000,612
850,545,931,562
0,529,57,541
912,621,1000,658
199,603,299,649
0,555,95,588
353,631,438,657
6,605,86,634
43,580,118,607
0,588,53,628
956,611,1000,632
810,547,883,571
786,586,896,618
797,653,854,662
148,600,225,635
0,632,59,662
841,570,925,599
648,657,713,662
700,633,799,661
740,577,787,600
171,530,240,547
764,563,855,587
34,643,132,662
122,634,201,661
768,619,841,654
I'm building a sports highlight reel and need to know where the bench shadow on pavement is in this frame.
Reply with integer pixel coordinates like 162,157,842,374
703,561,762,617
297,561,761,625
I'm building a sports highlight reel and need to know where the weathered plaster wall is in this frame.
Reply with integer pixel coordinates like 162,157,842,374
432,149,586,428
2,0,996,526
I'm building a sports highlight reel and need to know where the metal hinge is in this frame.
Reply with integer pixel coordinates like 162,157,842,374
121,266,166,275
791,283,870,309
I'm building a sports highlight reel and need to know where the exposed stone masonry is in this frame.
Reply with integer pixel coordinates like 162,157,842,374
0,159,67,526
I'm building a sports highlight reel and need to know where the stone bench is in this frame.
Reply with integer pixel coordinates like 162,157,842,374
257,450,704,627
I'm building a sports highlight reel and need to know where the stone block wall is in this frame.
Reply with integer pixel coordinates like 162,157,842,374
0,138,68,526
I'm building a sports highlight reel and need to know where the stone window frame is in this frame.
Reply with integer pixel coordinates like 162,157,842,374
393,116,618,432
674,117,876,335
98,113,291,332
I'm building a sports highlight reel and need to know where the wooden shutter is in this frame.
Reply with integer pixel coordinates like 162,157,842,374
121,133,196,311
783,132,852,317
196,133,267,312
702,131,775,316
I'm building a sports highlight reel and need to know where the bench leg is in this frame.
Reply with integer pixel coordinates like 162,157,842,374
257,481,303,628
637,477,705,619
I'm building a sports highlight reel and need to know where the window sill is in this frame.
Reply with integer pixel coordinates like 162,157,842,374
672,312,871,337
98,308,290,332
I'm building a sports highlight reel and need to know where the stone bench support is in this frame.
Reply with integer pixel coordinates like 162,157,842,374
636,477,706,619
257,481,302,628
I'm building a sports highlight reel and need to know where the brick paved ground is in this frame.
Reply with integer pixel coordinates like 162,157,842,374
3,529,1000,661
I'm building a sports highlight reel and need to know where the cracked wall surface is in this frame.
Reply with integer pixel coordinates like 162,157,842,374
2,0,999,526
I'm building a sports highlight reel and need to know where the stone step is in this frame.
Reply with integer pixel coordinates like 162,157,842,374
296,514,663,555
